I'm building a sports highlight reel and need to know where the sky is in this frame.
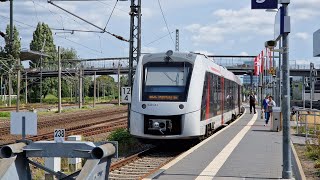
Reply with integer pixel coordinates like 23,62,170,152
0,0,320,65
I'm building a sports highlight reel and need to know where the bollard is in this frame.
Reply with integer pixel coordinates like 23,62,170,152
68,135,82,171
44,158,61,180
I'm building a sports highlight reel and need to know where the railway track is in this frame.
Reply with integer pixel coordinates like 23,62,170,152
0,107,128,145
0,108,127,136
0,103,77,112
109,147,183,180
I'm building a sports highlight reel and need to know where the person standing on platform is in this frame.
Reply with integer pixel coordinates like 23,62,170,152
249,92,256,114
265,96,276,126
262,96,269,121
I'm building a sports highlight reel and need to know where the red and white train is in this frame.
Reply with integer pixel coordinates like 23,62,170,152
130,51,242,142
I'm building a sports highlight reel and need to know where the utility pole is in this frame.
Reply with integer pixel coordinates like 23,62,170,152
118,61,121,106
25,72,27,104
58,46,61,113
281,1,292,179
175,29,179,52
40,35,46,104
303,76,306,109
8,0,13,107
93,71,96,108
8,73,11,106
78,67,82,109
128,0,142,130
310,63,313,109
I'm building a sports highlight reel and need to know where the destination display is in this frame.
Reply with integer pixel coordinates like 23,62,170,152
148,95,179,101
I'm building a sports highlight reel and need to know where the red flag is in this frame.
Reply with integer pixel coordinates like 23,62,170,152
260,50,264,73
254,57,259,76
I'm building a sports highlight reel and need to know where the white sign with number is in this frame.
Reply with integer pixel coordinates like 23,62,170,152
121,87,131,103
54,129,65,143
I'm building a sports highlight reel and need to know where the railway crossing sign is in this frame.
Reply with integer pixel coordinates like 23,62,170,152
121,87,131,103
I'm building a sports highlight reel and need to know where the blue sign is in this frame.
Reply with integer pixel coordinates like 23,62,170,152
251,0,278,9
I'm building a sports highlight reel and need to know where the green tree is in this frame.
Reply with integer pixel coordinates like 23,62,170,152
1,25,21,96
29,22,56,102
89,75,116,98
60,48,79,98
29,22,56,68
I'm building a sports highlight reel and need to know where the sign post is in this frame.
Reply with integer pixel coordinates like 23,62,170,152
252,0,292,178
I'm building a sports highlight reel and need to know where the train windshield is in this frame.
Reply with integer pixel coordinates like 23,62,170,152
143,62,192,101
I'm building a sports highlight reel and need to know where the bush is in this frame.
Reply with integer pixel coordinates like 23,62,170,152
108,128,132,144
305,136,320,162
108,128,138,155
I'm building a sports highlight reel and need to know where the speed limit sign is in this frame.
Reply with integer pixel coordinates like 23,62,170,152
121,87,131,103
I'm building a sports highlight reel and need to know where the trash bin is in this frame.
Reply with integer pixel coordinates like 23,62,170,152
271,107,282,132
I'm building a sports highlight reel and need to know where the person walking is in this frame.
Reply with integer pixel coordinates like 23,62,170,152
265,96,276,126
262,95,269,121
249,92,256,114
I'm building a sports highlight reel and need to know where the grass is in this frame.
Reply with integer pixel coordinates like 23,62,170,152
0,112,10,118
304,136,320,176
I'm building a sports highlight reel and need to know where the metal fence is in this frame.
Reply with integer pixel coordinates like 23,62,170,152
292,107,320,142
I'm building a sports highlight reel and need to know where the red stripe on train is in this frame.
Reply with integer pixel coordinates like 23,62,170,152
210,67,220,74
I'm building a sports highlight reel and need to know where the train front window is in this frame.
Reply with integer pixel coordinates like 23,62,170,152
142,62,192,101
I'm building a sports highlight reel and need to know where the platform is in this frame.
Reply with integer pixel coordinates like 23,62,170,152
145,108,296,180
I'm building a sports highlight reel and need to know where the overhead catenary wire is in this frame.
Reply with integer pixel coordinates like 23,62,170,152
48,0,129,42
103,0,118,31
144,31,174,46
157,0,175,46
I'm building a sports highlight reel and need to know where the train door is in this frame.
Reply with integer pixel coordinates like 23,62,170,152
221,77,224,125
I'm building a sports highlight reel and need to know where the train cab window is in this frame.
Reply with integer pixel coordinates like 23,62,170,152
142,62,193,101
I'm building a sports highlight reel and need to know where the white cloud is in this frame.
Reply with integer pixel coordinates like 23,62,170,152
295,32,309,40
239,52,249,56
184,7,275,45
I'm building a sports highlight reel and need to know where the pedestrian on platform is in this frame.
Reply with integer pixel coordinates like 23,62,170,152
262,95,269,120
265,96,276,126
249,92,256,114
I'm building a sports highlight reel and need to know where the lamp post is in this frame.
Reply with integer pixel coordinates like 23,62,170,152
281,1,292,178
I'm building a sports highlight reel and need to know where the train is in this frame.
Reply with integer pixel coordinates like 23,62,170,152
130,50,242,142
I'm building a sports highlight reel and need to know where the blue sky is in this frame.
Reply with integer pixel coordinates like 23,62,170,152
0,0,319,65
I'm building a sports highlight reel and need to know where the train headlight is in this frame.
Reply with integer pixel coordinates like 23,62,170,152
179,104,184,109
159,122,166,128
142,104,146,109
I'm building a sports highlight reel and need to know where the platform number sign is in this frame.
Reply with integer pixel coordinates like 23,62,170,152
251,0,278,9
121,87,131,103
54,129,65,143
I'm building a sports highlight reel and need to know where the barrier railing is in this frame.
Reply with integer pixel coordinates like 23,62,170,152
292,107,320,142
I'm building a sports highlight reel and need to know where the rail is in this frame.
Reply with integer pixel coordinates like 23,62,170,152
292,106,320,142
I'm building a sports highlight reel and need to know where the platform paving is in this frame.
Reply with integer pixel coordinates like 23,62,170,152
147,108,286,180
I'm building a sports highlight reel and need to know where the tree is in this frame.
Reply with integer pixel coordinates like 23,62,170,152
0,25,21,96
29,22,57,102
89,75,116,98
29,22,56,68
